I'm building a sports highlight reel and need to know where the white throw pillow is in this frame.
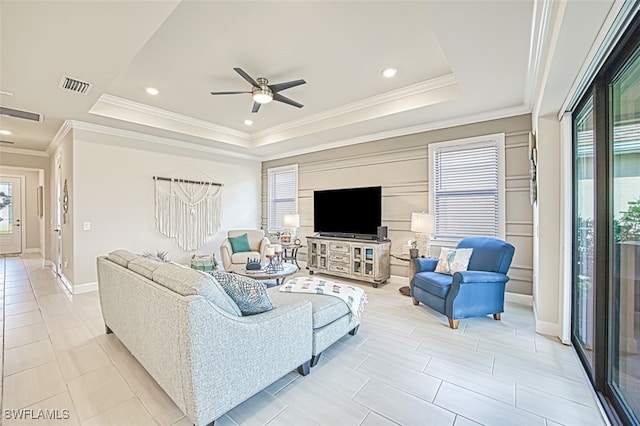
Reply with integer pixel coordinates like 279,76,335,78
435,248,473,275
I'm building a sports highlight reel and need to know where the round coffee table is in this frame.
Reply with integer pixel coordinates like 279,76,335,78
230,262,298,286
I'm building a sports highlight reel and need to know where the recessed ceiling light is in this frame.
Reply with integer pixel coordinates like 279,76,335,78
0,129,12,136
0,90,14,96
381,68,397,78
145,87,159,95
244,119,254,126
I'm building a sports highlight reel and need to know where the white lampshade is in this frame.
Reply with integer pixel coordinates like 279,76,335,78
411,212,434,234
282,213,300,228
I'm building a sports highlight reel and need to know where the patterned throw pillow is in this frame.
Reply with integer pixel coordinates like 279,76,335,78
209,271,274,315
434,248,474,275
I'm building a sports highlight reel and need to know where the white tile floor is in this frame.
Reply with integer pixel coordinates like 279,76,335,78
1,254,609,426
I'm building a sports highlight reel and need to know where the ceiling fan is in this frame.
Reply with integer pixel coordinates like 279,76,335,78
211,67,306,113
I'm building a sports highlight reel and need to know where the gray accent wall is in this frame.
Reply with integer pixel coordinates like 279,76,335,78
262,114,534,296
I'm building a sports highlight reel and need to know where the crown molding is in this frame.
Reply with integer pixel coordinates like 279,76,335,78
525,0,555,110
68,120,261,161
531,0,568,125
252,74,457,142
91,94,251,146
261,104,530,162
0,146,49,157
45,120,73,156
560,0,635,118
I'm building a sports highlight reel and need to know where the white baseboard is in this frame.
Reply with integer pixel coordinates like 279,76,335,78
505,292,533,306
535,318,561,337
59,273,73,293
74,281,98,294
389,274,408,285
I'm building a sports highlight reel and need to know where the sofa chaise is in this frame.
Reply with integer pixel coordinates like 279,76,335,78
97,250,312,426
97,250,362,425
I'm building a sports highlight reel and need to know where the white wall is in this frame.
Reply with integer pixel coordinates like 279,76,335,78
533,115,563,337
70,135,261,287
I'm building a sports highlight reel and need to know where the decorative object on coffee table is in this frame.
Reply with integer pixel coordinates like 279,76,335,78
245,258,262,270
264,244,284,273
231,262,297,286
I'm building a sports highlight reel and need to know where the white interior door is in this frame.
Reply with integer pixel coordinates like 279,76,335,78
0,176,23,254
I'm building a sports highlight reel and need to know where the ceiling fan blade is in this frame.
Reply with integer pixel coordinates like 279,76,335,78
234,67,260,87
252,102,261,113
269,79,306,93
273,93,303,108
210,91,251,95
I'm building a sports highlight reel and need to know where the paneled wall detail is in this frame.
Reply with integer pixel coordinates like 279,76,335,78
263,115,533,295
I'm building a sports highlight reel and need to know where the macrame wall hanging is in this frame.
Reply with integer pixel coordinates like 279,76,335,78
153,176,223,251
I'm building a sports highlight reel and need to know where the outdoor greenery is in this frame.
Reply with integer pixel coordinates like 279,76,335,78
617,196,640,242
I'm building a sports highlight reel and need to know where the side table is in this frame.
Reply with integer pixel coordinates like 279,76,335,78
391,253,417,297
281,244,303,268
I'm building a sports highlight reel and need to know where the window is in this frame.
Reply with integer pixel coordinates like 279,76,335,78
267,165,298,231
429,134,505,241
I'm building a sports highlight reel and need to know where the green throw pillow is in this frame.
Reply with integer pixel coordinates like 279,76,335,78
209,271,274,315
228,233,252,253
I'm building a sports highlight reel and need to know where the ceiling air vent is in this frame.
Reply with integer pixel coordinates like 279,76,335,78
59,76,93,95
0,140,15,145
0,106,42,122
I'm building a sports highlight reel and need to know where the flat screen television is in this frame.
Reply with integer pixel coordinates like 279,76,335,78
313,186,382,239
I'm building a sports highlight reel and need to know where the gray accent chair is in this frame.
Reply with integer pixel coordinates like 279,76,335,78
97,250,312,426
219,229,270,271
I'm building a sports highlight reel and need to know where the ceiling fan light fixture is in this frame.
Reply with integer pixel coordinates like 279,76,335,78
252,87,273,104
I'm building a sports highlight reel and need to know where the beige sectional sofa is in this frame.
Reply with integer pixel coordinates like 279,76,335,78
97,250,361,426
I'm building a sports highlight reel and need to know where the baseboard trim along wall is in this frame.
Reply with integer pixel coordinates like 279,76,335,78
59,273,73,294
74,281,98,294
505,292,533,306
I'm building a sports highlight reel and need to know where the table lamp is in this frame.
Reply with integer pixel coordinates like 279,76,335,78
411,212,435,258
282,213,300,242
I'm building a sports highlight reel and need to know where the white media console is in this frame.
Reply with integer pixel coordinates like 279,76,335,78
306,235,391,287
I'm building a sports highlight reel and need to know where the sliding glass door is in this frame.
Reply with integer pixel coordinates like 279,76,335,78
574,95,595,372
572,12,639,424
610,44,640,422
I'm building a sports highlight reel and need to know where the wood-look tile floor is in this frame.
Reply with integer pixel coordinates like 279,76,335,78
1,255,609,425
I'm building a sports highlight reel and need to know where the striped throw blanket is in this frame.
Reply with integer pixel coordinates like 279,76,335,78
280,277,367,322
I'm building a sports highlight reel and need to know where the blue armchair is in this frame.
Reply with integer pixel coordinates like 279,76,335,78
410,237,515,329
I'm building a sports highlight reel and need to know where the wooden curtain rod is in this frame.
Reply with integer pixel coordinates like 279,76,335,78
153,176,223,187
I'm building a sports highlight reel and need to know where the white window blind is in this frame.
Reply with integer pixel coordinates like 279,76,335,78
267,165,298,231
431,135,504,240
